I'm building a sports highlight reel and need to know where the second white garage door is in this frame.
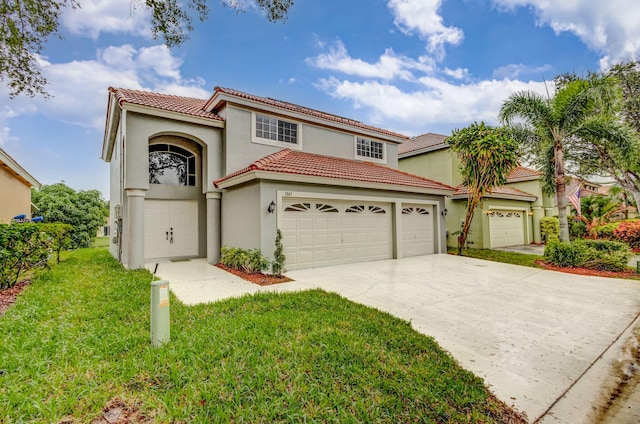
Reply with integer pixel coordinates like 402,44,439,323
402,204,435,257
280,198,393,269
489,210,525,248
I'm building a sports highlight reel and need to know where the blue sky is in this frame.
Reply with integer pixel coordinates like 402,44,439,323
1,0,637,199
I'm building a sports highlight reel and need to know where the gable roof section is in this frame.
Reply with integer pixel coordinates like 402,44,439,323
207,86,408,142
109,87,224,121
215,149,455,195
452,185,537,202
0,148,41,188
506,166,541,182
398,133,448,157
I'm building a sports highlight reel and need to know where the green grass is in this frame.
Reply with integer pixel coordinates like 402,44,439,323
90,236,109,248
448,247,544,268
0,249,515,423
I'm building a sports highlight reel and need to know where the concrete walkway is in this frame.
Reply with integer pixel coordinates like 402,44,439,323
148,255,640,423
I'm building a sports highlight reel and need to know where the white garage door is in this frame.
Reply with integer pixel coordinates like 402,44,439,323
280,198,393,269
489,210,525,248
144,200,198,259
402,205,435,257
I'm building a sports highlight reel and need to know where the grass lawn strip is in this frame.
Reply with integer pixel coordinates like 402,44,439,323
0,249,524,423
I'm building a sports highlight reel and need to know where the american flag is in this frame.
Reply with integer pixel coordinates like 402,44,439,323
567,186,581,216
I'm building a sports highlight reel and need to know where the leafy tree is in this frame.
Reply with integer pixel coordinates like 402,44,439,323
1,0,294,97
446,122,519,255
577,195,623,239
499,76,628,242
41,222,74,262
31,182,107,248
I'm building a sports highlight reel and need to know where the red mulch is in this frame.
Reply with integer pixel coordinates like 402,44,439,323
534,260,640,279
216,264,293,286
0,279,31,317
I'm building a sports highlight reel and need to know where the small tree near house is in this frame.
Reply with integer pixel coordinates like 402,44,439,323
446,122,520,255
272,229,286,277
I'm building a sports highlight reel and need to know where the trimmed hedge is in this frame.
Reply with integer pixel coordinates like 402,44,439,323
0,224,52,289
541,217,560,242
544,239,632,272
219,246,270,274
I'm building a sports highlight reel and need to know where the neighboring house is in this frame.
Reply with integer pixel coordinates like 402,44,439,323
0,148,41,224
102,87,454,270
398,133,556,249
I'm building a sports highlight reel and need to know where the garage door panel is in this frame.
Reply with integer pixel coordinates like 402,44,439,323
402,204,435,257
489,210,525,248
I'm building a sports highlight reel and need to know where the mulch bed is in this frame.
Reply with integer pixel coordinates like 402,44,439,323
0,279,31,318
534,260,640,279
216,264,293,286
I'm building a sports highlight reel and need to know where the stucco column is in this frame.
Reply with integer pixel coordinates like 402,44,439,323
126,189,146,269
206,192,222,264
532,207,544,244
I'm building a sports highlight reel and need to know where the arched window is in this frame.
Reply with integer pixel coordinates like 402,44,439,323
149,144,196,186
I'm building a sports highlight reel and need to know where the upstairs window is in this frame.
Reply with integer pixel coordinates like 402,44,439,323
356,137,384,160
149,144,196,186
255,114,298,144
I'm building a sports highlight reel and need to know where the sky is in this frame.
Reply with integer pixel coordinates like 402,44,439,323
1,0,639,199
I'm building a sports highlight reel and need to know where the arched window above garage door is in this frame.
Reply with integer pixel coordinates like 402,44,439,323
149,143,197,186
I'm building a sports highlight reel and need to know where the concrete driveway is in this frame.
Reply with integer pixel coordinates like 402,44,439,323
150,254,640,423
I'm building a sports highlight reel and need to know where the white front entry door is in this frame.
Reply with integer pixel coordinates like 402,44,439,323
401,204,435,257
489,210,525,248
144,200,198,259
280,198,393,269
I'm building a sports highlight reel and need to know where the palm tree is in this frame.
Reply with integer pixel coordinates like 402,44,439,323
499,76,627,242
578,195,623,238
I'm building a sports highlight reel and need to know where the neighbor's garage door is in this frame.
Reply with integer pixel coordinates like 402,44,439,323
401,204,435,257
280,198,393,269
489,210,525,248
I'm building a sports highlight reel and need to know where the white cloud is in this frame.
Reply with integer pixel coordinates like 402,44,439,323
307,40,435,81
492,63,553,79
492,0,640,68
443,67,470,80
387,0,463,58
0,45,209,132
62,0,151,39
316,76,547,134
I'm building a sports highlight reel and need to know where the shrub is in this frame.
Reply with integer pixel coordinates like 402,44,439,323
597,222,621,240
41,223,74,263
569,219,587,240
0,223,52,289
219,246,270,274
272,229,286,277
613,220,640,249
541,217,560,243
544,239,632,271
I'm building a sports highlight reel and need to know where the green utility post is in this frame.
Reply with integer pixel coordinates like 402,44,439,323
151,280,170,347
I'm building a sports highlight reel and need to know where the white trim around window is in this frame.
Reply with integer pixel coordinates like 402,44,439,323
354,136,386,164
251,112,303,150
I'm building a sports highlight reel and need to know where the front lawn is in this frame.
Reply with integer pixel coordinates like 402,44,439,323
0,249,522,422
448,247,543,268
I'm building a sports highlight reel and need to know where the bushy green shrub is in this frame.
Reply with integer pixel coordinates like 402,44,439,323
569,219,587,240
41,223,74,263
541,217,560,242
597,221,621,240
219,246,270,274
544,239,632,271
0,223,52,289
613,220,640,249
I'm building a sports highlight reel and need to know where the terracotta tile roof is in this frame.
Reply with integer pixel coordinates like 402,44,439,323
109,87,223,121
453,185,538,200
398,133,448,156
506,166,541,181
211,86,408,140
215,149,454,192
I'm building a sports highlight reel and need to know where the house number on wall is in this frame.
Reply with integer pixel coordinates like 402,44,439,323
284,191,293,196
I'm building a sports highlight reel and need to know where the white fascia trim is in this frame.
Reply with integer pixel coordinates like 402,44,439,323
506,176,540,183
217,170,454,196
210,94,407,143
121,103,225,129
102,93,120,162
451,193,537,202
397,144,449,159
0,149,41,188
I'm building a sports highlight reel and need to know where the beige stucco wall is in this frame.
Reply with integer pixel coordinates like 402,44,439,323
0,167,32,224
220,182,262,250
399,148,460,187
221,105,400,175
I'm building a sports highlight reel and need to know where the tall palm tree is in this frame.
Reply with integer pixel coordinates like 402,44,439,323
499,76,626,242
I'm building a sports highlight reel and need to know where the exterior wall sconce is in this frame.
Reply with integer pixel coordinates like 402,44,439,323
484,209,493,214
441,208,448,217
267,201,276,214
528,211,534,216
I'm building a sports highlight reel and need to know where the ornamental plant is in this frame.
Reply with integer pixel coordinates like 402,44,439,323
272,229,286,277
613,220,640,249
0,223,52,289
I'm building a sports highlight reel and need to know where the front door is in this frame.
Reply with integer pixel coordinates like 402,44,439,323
144,200,198,259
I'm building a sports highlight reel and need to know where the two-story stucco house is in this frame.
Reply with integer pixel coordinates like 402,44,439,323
398,133,557,249
0,148,41,224
102,87,454,270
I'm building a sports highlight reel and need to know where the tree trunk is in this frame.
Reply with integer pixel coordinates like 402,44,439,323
458,195,482,255
554,143,571,242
